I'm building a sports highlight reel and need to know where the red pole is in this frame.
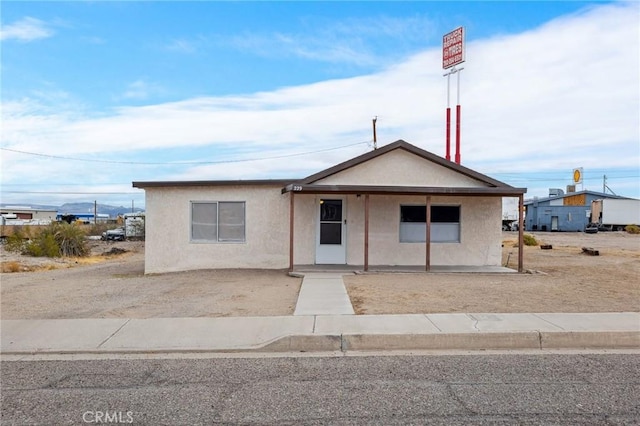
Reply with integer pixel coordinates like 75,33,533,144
445,107,451,161
455,104,461,164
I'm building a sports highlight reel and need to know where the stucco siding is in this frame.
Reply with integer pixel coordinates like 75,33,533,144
352,196,501,266
292,194,316,265
144,185,290,274
315,149,488,187
292,195,502,267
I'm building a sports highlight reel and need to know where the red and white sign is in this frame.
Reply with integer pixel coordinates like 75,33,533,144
442,27,465,69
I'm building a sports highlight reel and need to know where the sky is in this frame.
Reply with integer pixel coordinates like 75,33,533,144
1,1,639,213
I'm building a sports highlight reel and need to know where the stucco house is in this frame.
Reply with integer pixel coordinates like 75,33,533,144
133,140,527,274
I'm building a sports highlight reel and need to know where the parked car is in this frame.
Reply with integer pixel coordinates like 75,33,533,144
501,221,519,231
584,223,599,234
102,227,126,241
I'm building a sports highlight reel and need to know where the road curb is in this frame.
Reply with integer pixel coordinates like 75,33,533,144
340,332,542,351
4,331,637,355
540,331,640,349
258,334,342,352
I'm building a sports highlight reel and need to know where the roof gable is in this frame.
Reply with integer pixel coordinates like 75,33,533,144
302,140,513,189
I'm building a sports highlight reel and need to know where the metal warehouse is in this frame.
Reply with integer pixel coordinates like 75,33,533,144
524,189,627,232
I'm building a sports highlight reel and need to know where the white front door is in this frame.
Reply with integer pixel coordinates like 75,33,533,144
315,198,347,264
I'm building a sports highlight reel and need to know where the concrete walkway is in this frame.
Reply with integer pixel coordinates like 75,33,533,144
293,273,354,316
2,312,638,355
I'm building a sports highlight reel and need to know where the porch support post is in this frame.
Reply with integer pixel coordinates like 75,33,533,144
289,192,295,272
518,194,524,273
364,194,370,271
425,196,431,271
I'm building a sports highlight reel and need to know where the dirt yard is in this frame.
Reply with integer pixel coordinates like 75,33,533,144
1,232,638,318
0,240,301,319
345,231,640,314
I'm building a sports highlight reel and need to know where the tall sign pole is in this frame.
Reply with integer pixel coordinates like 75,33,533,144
445,73,451,161
442,26,465,164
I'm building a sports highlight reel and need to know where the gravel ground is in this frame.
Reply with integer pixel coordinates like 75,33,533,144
345,231,640,314
0,240,301,319
1,232,638,318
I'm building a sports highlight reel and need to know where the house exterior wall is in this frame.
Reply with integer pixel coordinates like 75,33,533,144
292,194,502,266
315,149,489,187
141,146,510,273
144,185,290,274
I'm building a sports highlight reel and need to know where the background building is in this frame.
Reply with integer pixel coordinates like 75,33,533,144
524,189,628,232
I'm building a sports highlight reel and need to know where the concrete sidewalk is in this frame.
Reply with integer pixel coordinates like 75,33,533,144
2,312,638,355
293,273,355,316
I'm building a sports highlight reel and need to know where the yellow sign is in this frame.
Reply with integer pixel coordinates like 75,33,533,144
573,168,583,184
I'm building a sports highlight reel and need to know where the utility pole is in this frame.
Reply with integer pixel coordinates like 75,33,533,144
94,200,97,225
602,175,617,196
372,116,378,150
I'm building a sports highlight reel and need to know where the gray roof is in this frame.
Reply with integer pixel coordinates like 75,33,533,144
523,190,631,206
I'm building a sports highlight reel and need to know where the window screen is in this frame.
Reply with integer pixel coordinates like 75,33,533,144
192,202,218,241
218,202,245,242
191,201,245,242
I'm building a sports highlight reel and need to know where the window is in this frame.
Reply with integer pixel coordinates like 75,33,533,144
400,205,460,243
191,201,245,243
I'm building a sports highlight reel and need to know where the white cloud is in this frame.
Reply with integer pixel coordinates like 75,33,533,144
0,17,54,42
225,14,434,66
119,79,165,101
1,2,638,206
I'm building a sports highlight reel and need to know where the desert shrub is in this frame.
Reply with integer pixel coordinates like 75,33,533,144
4,228,28,253
23,222,89,258
625,224,640,234
1,261,22,273
523,234,538,246
24,233,59,257
56,223,89,256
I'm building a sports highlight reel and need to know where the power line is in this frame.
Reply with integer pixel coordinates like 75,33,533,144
0,141,369,165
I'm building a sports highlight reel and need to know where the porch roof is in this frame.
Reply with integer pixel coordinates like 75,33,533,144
281,183,526,197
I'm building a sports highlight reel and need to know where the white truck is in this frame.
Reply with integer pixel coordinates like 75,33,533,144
591,199,640,231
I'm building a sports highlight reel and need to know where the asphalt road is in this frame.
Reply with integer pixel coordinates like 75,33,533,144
2,353,638,425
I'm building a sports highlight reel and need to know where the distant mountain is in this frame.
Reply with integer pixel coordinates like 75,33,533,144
0,203,58,211
1,202,143,218
58,203,144,218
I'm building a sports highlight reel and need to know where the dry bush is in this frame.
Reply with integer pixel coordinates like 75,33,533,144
23,222,89,258
523,234,538,246
1,261,23,273
625,224,640,234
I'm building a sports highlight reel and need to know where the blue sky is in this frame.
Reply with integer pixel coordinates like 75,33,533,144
1,1,638,212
